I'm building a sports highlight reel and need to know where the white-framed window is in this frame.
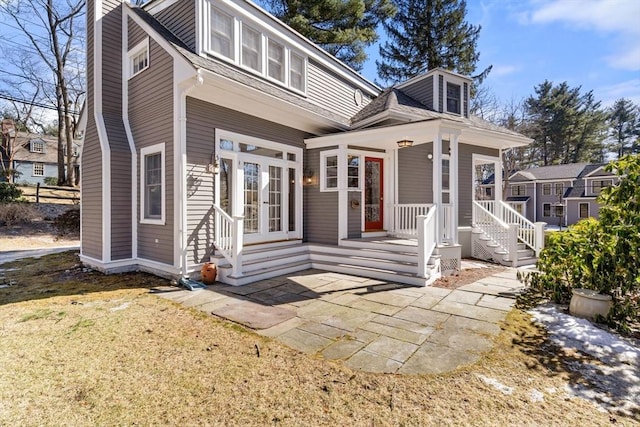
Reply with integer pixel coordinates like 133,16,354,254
241,24,262,72
554,205,564,218
446,82,461,114
579,202,589,219
511,184,525,196
128,38,149,78
347,155,360,189
210,7,234,59
542,183,551,196
33,162,44,177
267,39,285,83
555,183,564,196
289,51,306,93
140,143,165,224
543,203,551,217
203,1,307,94
31,141,44,153
321,151,339,191
592,179,613,195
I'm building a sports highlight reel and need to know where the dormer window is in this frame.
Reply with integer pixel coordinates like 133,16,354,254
267,39,285,83
210,8,234,60
31,141,44,153
241,24,262,72
203,1,307,95
128,38,149,78
446,82,461,114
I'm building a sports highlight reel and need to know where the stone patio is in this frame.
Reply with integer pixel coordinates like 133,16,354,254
154,266,524,374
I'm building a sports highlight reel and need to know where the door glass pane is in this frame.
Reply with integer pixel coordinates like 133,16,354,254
244,162,259,233
219,157,233,215
365,160,381,223
269,166,282,232
442,158,450,190
289,168,295,232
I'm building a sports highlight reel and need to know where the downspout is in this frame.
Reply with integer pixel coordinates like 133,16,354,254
176,69,204,278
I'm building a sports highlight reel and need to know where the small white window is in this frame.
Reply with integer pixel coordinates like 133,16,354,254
140,143,165,224
347,155,360,189
593,179,613,194
542,183,551,196
320,151,339,191
289,52,305,92
33,162,44,176
511,184,525,196
31,141,44,153
210,7,234,59
241,24,262,72
446,82,461,114
555,183,564,196
579,202,589,219
267,39,285,83
128,38,149,78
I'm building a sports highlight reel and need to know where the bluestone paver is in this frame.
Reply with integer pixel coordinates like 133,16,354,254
345,350,403,373
277,328,333,353
362,336,419,363
322,339,367,360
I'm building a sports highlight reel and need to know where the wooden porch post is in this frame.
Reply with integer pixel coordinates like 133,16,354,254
432,132,442,245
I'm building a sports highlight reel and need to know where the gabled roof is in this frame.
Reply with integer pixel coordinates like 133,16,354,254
509,163,592,181
10,133,82,164
350,83,526,139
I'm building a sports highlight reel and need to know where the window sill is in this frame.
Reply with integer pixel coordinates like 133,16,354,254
140,218,165,226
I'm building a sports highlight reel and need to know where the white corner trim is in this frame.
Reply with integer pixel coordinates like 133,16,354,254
94,0,112,262
139,143,166,225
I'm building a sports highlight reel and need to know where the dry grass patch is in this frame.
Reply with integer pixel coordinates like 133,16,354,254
0,203,40,226
0,252,635,426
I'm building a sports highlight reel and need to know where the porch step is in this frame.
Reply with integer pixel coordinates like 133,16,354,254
222,260,312,287
340,238,419,254
310,261,436,287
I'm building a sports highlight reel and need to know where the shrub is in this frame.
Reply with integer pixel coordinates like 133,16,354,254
0,203,39,225
54,207,80,236
520,154,640,334
43,177,58,186
0,182,23,203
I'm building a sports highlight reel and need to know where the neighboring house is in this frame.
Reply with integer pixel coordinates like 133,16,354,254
499,163,617,227
82,0,538,286
4,133,82,186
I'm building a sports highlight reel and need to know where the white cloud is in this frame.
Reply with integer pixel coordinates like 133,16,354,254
524,0,640,71
595,79,640,107
491,64,521,77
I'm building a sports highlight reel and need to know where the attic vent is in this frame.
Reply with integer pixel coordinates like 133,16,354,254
354,89,363,106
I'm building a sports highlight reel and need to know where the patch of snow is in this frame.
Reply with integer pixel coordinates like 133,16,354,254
529,389,544,402
529,304,640,416
477,375,514,395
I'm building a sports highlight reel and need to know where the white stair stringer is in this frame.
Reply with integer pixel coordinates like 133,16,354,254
471,229,537,267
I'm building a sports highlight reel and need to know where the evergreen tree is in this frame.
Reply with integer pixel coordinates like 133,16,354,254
607,98,640,158
376,0,490,85
258,0,395,71
523,81,607,166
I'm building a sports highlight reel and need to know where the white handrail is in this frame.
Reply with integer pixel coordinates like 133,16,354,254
472,201,511,254
393,204,432,237
213,204,243,277
498,201,536,252
417,205,438,280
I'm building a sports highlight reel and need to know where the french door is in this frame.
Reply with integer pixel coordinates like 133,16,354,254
365,157,384,231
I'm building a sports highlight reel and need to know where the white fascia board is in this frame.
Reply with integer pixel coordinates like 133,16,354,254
194,67,348,134
144,0,180,14
125,4,197,80
460,127,532,149
305,119,446,150
564,197,596,200
350,110,426,130
211,0,380,97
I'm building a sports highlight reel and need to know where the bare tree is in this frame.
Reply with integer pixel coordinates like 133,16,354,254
0,0,85,186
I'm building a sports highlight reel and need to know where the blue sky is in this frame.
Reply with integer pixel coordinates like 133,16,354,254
361,0,640,107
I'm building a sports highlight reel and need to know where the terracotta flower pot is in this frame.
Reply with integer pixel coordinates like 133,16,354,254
569,288,612,320
200,262,217,285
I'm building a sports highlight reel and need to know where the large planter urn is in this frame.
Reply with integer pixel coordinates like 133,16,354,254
569,288,612,320
200,262,218,285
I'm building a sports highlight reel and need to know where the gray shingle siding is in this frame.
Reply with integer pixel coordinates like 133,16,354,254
347,190,361,238
128,24,175,265
398,143,433,204
304,147,339,245
153,0,196,50
399,75,433,110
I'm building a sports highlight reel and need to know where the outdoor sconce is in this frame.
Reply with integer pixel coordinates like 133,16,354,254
427,153,433,161
396,138,413,148
303,169,314,184
206,153,220,174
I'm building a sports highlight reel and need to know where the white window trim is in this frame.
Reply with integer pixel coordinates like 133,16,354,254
555,183,564,196
202,0,308,95
320,150,339,192
346,153,362,191
542,183,551,196
140,143,166,225
32,162,44,177
511,184,525,196
445,81,462,115
579,202,590,219
128,37,149,79
31,141,44,153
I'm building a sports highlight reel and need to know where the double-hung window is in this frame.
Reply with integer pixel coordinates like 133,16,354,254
241,24,262,72
446,82,461,114
289,52,305,92
511,184,525,196
211,8,234,59
31,141,44,153
542,183,551,196
555,183,564,196
128,38,149,78
140,143,165,224
323,154,338,190
267,39,285,82
33,162,44,177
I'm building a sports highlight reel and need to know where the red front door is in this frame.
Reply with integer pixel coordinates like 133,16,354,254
365,157,384,231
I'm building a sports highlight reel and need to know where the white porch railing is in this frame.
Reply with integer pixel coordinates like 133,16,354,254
472,201,519,265
417,205,438,279
475,200,545,255
394,204,432,237
213,204,244,277
441,204,454,243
